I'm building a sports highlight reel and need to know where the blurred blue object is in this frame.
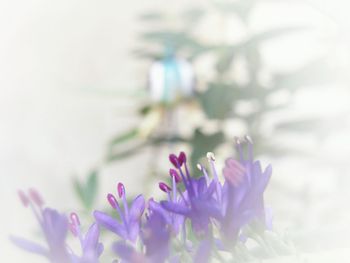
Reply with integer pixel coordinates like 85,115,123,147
149,48,195,103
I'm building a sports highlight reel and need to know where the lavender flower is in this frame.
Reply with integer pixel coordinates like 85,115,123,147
148,198,184,237
11,190,71,263
11,190,103,263
221,136,272,244
158,136,272,252
148,169,185,235
161,152,222,235
12,136,276,262
113,208,171,263
69,213,103,263
94,183,145,243
142,209,171,262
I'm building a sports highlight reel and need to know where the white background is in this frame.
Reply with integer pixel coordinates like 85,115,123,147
1,0,350,261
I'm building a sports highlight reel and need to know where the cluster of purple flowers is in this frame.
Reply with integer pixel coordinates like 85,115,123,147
11,190,103,263
12,136,272,262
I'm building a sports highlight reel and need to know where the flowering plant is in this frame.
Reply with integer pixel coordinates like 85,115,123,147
12,137,294,262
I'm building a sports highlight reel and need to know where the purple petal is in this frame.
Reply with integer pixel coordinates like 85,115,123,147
127,220,140,243
112,241,143,261
82,223,101,254
230,177,249,208
42,208,68,244
150,199,184,234
93,211,127,239
259,164,272,191
160,201,190,215
10,236,48,257
97,243,104,257
196,177,207,195
193,200,222,219
251,161,262,185
129,194,145,221
223,158,246,187
148,199,172,224
203,181,216,200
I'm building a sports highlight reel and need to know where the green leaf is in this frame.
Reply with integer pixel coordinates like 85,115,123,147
150,135,188,145
86,171,98,207
273,58,334,91
107,142,148,162
139,30,206,55
73,169,98,210
199,82,237,120
139,104,153,115
140,31,189,44
246,27,307,47
212,0,258,21
139,12,164,21
252,139,310,157
132,49,164,60
213,0,304,22
109,128,138,147
215,26,307,73
181,7,205,26
73,179,85,207
189,129,225,169
231,83,278,103
274,119,323,133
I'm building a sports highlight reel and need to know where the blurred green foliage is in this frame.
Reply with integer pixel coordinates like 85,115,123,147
107,0,330,167
74,0,332,205
73,169,98,211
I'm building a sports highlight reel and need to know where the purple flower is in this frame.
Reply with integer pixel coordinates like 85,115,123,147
11,190,104,263
11,190,71,263
113,209,171,263
149,169,186,236
94,183,145,243
221,136,272,244
148,198,184,236
142,208,171,262
11,136,275,262
68,213,103,263
161,152,222,235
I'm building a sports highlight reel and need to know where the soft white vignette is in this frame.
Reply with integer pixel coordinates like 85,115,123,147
0,0,349,262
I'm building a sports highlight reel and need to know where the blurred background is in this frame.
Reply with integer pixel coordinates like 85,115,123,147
1,0,350,261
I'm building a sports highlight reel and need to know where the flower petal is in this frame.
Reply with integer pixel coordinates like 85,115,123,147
112,241,144,262
203,181,216,200
93,211,127,240
193,200,222,219
160,201,190,215
10,235,48,257
148,199,172,224
129,194,145,221
82,223,101,254
259,164,272,192
42,208,68,245
127,220,140,243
